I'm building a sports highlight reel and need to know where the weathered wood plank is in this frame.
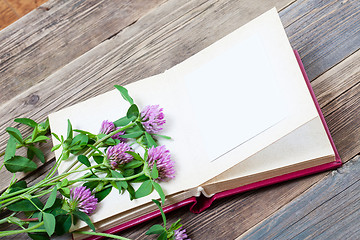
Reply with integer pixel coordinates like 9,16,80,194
0,0,18,30
312,49,360,109
236,155,360,240
0,0,166,106
0,0,358,239
7,0,41,16
311,49,360,162
279,0,360,81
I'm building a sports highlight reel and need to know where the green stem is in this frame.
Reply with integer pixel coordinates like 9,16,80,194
63,122,136,173
0,165,101,207
74,231,132,240
71,171,145,183
0,222,44,237
0,213,16,225
46,151,64,179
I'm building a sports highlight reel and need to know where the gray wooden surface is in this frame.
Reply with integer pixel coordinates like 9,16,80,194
0,0,359,239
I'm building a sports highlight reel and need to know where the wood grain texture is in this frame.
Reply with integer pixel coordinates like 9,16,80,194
312,49,360,162
0,0,358,239
279,0,360,81
0,0,19,30
7,0,39,16
0,0,166,106
237,155,360,240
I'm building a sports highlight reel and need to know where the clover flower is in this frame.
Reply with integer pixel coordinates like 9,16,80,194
147,145,175,181
107,142,133,169
140,105,166,134
69,186,98,215
99,120,126,141
99,120,115,135
174,227,190,240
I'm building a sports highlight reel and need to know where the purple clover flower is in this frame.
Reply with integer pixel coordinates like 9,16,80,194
147,145,175,181
140,105,166,134
99,120,115,135
174,227,190,240
107,142,133,169
99,120,126,141
69,186,98,215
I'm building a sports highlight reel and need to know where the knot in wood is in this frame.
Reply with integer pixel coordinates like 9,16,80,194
27,94,40,105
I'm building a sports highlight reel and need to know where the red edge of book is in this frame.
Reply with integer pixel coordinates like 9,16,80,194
83,50,342,240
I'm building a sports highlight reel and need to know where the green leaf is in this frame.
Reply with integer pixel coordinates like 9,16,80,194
31,127,38,142
14,118,38,128
145,132,157,148
114,85,134,104
7,198,44,212
73,210,95,231
126,104,139,120
93,155,104,164
66,119,73,140
51,144,61,152
146,224,165,235
131,174,149,183
135,121,145,131
43,186,58,210
60,179,68,187
51,132,60,142
153,134,172,140
27,146,45,163
8,180,27,194
27,147,35,160
5,156,37,173
158,231,168,240
32,136,50,143
124,159,143,169
78,155,91,167
113,116,131,127
43,212,56,236
71,134,88,146
104,137,116,146
4,136,16,162
6,127,23,144
169,219,182,231
73,129,96,138
151,162,159,179
127,184,136,200
46,198,63,213
59,188,70,198
54,214,72,236
111,170,128,191
125,151,143,161
121,131,144,139
28,233,50,240
153,182,165,205
152,199,166,227
95,187,112,202
38,119,49,133
135,180,153,199
123,168,134,177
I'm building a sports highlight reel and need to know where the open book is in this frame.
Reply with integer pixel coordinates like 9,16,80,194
48,8,341,239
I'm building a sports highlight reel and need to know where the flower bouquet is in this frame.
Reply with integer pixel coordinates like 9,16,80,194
0,85,189,240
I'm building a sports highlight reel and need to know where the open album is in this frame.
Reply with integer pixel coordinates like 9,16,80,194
48,8,341,239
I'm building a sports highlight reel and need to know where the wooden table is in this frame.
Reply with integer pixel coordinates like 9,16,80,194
0,0,359,239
